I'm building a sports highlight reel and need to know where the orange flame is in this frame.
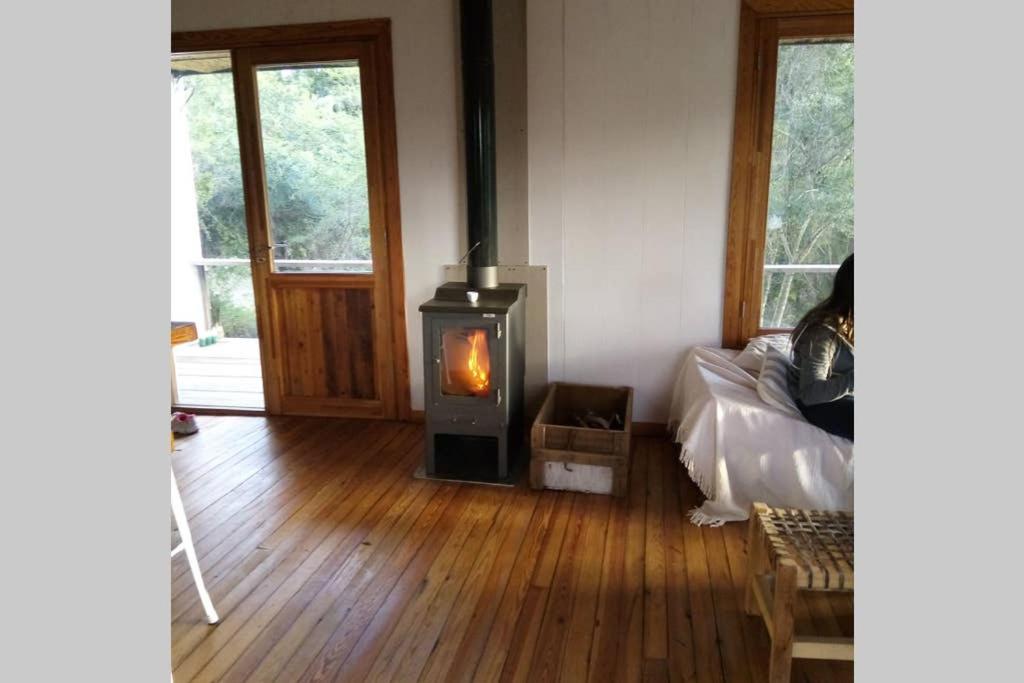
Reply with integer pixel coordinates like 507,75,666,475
466,330,490,394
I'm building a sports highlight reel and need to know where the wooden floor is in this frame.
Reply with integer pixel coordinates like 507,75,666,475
171,416,852,683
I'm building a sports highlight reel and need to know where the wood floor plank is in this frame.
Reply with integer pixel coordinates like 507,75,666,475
284,486,473,682
173,418,344,550
233,483,454,682
174,417,310,514
662,448,698,683
171,421,386,612
322,487,495,682
172,423,406,653
361,487,504,682
614,439,650,683
169,418,851,683
704,527,755,683
677,466,726,683
560,492,612,682
719,519,771,683
195,431,429,680
806,592,854,681
495,491,573,683
171,418,364,587
172,418,355,603
172,417,270,480
587,459,631,683
644,658,671,683
454,490,560,683
524,492,591,682
417,483,541,683
174,418,277,489
176,418,356,555
788,595,839,683
644,441,669,663
174,428,417,679
385,486,514,683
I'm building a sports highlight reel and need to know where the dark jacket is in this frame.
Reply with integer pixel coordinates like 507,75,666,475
787,323,854,405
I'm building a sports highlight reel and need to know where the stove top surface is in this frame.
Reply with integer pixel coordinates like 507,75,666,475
419,281,526,314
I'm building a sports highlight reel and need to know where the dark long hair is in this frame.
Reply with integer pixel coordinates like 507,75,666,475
791,253,854,346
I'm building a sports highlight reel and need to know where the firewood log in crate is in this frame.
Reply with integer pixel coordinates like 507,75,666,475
529,382,633,497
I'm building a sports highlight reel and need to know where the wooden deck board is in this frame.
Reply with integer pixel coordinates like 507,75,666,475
171,416,853,682
173,337,265,409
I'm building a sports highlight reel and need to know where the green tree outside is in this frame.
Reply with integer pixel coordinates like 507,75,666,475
761,41,854,328
173,63,370,337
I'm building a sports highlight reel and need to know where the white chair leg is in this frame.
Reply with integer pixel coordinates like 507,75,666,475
171,470,219,624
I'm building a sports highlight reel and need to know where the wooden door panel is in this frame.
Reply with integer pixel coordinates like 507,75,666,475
319,289,377,400
271,283,385,414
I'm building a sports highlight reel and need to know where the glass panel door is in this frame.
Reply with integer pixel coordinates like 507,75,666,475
255,61,372,274
171,52,265,410
233,39,403,419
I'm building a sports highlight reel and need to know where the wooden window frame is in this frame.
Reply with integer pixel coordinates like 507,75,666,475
721,0,854,348
171,20,412,419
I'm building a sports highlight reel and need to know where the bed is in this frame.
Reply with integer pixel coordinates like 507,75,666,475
667,342,854,526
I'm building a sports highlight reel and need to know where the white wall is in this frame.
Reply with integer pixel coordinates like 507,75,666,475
173,0,527,411
527,0,740,422
173,0,740,422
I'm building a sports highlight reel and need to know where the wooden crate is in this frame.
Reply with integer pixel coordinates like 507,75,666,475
529,382,633,497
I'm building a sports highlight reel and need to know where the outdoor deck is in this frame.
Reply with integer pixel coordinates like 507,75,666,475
173,337,264,410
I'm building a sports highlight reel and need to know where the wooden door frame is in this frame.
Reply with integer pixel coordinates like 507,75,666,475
172,20,412,420
720,0,854,348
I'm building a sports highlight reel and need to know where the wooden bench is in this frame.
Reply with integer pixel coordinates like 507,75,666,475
745,502,854,682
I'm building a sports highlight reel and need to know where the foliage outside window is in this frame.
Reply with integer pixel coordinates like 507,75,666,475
761,41,853,329
174,63,373,335
256,63,372,273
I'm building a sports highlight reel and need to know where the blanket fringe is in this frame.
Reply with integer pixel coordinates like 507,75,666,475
687,506,728,527
678,444,727,527
678,446,715,501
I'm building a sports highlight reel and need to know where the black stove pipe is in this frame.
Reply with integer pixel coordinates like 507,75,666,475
460,0,499,289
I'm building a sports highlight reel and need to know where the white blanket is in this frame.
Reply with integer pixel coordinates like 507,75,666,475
668,346,854,526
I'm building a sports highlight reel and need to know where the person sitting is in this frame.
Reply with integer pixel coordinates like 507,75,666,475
788,253,854,441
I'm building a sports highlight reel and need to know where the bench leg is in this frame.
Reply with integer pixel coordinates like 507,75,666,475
744,510,764,616
768,562,798,683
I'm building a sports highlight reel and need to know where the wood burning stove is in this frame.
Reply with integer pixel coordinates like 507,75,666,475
420,283,525,483
418,0,527,484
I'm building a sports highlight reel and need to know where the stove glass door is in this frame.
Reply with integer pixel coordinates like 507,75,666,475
439,327,492,398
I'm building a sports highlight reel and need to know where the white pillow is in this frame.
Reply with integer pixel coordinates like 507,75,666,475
756,346,801,417
734,334,793,374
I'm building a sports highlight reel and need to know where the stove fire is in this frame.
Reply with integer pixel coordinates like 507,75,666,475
441,328,491,397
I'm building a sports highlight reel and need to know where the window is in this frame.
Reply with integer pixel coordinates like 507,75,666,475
255,61,373,273
721,1,854,347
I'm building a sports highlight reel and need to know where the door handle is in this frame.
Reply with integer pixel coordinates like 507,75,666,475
251,244,273,264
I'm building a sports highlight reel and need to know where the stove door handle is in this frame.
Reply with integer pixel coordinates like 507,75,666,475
496,388,501,407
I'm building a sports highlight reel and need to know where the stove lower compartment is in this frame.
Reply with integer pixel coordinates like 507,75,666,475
423,426,523,485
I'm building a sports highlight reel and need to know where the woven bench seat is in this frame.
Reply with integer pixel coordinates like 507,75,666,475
745,502,854,682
